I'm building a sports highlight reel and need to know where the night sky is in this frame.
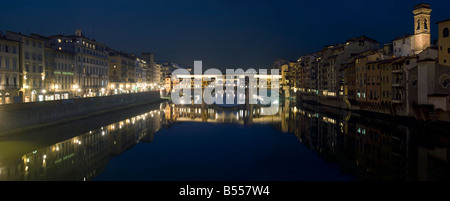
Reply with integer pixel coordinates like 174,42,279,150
1,0,450,70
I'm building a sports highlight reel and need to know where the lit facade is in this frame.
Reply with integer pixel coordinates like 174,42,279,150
6,31,46,102
437,19,450,66
108,50,137,94
0,35,20,104
53,50,75,99
141,53,160,85
49,29,109,97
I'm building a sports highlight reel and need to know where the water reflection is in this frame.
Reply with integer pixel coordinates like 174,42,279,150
0,108,162,181
1,100,450,180
287,102,450,181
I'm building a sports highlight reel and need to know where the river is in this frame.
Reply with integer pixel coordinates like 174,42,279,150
0,100,449,181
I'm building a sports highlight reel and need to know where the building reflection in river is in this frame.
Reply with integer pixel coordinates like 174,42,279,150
0,107,163,181
287,101,450,180
1,100,450,181
161,100,450,180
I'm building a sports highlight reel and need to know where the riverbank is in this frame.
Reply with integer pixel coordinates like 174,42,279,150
295,92,450,123
296,95,450,133
0,91,166,137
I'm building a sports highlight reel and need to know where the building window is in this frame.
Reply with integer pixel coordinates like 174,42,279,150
417,19,420,30
12,59,17,69
444,28,449,38
424,19,428,29
448,48,450,54
5,58,9,69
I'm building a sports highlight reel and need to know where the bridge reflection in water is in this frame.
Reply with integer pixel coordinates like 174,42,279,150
0,100,450,181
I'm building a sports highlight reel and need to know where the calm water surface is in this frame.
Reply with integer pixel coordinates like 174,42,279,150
0,100,449,181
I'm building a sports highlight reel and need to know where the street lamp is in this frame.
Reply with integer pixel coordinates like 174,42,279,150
73,85,79,98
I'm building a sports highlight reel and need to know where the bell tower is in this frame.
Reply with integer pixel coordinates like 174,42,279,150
413,3,432,54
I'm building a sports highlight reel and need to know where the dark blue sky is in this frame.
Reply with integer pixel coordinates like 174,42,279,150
1,0,450,70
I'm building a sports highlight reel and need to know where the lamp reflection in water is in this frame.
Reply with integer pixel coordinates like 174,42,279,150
2,99,450,181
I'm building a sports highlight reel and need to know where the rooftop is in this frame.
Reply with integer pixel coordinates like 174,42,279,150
379,57,402,64
346,35,378,44
414,3,431,10
393,34,413,41
436,18,450,24
418,58,437,62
